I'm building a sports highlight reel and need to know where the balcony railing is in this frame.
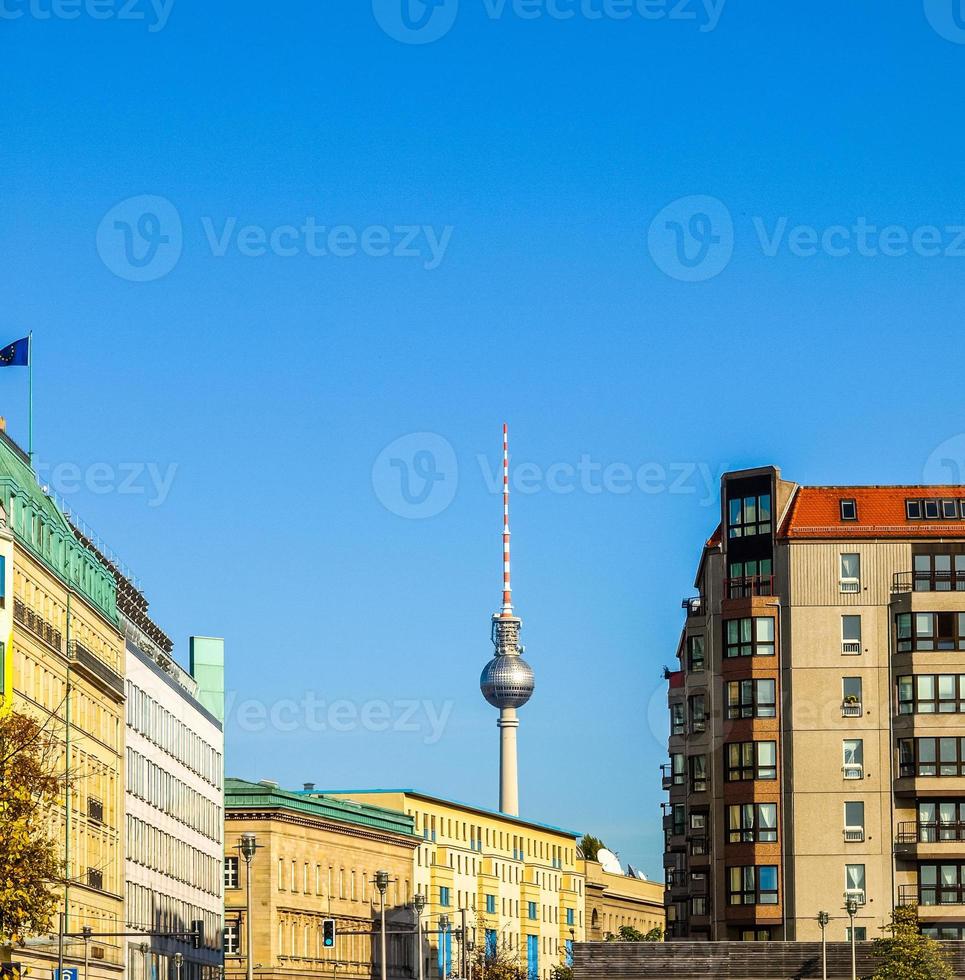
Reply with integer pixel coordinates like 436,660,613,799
842,764,864,780
894,570,965,594
842,701,863,717
682,596,708,617
724,575,775,599
13,597,64,652
897,820,965,844
843,827,865,842
898,885,919,906
661,764,684,790
689,836,709,856
842,641,862,654
845,888,866,906
840,579,861,594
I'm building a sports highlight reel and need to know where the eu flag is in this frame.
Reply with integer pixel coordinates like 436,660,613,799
0,337,28,367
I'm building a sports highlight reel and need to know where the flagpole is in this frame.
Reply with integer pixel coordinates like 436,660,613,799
28,331,33,468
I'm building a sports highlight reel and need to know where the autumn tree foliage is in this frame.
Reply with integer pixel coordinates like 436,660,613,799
0,709,63,944
872,905,953,980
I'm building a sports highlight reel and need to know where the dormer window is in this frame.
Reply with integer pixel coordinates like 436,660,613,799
907,500,923,520
840,499,857,521
924,499,941,519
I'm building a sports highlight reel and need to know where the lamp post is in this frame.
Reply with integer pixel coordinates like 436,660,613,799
466,941,474,980
439,916,450,980
413,893,426,980
174,952,183,980
816,912,829,980
140,941,150,980
845,898,859,980
239,833,258,980
81,926,92,980
375,871,390,980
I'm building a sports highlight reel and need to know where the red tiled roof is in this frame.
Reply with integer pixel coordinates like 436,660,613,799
781,486,965,539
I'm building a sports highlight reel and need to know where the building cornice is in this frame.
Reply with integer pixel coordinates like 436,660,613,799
226,808,419,850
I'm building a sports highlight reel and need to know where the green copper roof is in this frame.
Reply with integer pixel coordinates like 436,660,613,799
0,431,117,622
224,778,418,838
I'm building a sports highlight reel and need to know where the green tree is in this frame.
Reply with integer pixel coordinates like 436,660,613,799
549,965,574,980
0,709,63,944
872,906,952,980
578,835,608,861
606,925,663,943
470,941,526,980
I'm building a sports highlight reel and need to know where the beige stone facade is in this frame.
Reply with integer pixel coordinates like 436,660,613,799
223,779,419,980
664,467,965,943
581,860,664,940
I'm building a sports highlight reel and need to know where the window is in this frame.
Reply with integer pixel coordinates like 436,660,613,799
690,811,707,832
726,678,776,719
728,494,772,538
727,866,778,906
440,886,451,907
88,797,103,823
899,737,965,777
907,499,923,520
919,864,965,906
671,701,685,736
897,612,965,653
689,695,706,734
913,553,965,591
842,616,862,654
486,894,496,914
897,674,965,714
672,803,686,836
87,868,103,890
224,924,239,955
840,499,857,521
844,802,865,842
843,739,864,779
691,896,708,916
845,864,866,904
687,635,705,672
670,753,685,786
528,901,537,920
725,741,777,781
846,928,867,942
725,617,775,658
740,929,771,942
907,500,965,523
840,553,860,593
689,755,707,793
843,676,862,711
727,558,774,597
566,908,574,926
727,803,778,843
224,856,239,889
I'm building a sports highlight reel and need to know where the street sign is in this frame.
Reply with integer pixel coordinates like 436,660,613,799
55,969,78,980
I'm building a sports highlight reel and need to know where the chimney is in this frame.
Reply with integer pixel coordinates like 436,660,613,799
303,782,315,792
258,778,279,789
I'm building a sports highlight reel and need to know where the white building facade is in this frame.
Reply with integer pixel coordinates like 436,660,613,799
123,622,224,980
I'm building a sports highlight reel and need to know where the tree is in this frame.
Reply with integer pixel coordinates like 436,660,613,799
578,835,608,861
0,709,64,944
871,906,952,980
606,925,663,943
469,941,526,980
549,965,574,980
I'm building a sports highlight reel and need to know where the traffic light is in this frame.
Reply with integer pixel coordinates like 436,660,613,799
191,919,204,950
322,918,336,948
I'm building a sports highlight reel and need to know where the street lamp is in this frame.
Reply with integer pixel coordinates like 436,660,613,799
173,952,183,980
413,893,427,980
845,898,859,980
816,912,830,980
81,926,92,980
238,833,259,980
466,941,475,980
140,942,150,980
439,916,450,980
375,871,390,980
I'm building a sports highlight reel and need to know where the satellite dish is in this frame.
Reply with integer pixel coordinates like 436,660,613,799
596,848,623,875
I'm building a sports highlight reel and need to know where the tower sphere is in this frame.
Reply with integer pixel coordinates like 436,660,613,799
480,654,535,709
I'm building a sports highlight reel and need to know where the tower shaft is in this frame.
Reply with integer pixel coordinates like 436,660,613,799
498,708,520,816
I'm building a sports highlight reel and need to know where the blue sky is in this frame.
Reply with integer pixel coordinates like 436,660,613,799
3,0,965,875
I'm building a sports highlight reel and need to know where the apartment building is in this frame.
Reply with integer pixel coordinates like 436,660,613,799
321,788,585,980
223,779,418,980
0,425,126,980
582,860,664,940
663,466,965,943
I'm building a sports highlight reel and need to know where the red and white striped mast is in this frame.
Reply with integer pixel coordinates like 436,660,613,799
501,422,513,618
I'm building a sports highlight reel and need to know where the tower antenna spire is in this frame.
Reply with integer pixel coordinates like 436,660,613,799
501,422,512,617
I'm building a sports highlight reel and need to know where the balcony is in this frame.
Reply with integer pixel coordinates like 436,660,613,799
894,570,965,594
842,641,862,654
901,883,965,908
842,764,864,780
13,597,63,652
840,579,861,594
844,888,866,906
843,827,865,843
842,700,863,717
682,596,708,617
661,764,684,791
896,821,965,845
724,575,775,599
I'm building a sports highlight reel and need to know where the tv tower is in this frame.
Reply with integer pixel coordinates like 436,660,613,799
480,423,535,816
